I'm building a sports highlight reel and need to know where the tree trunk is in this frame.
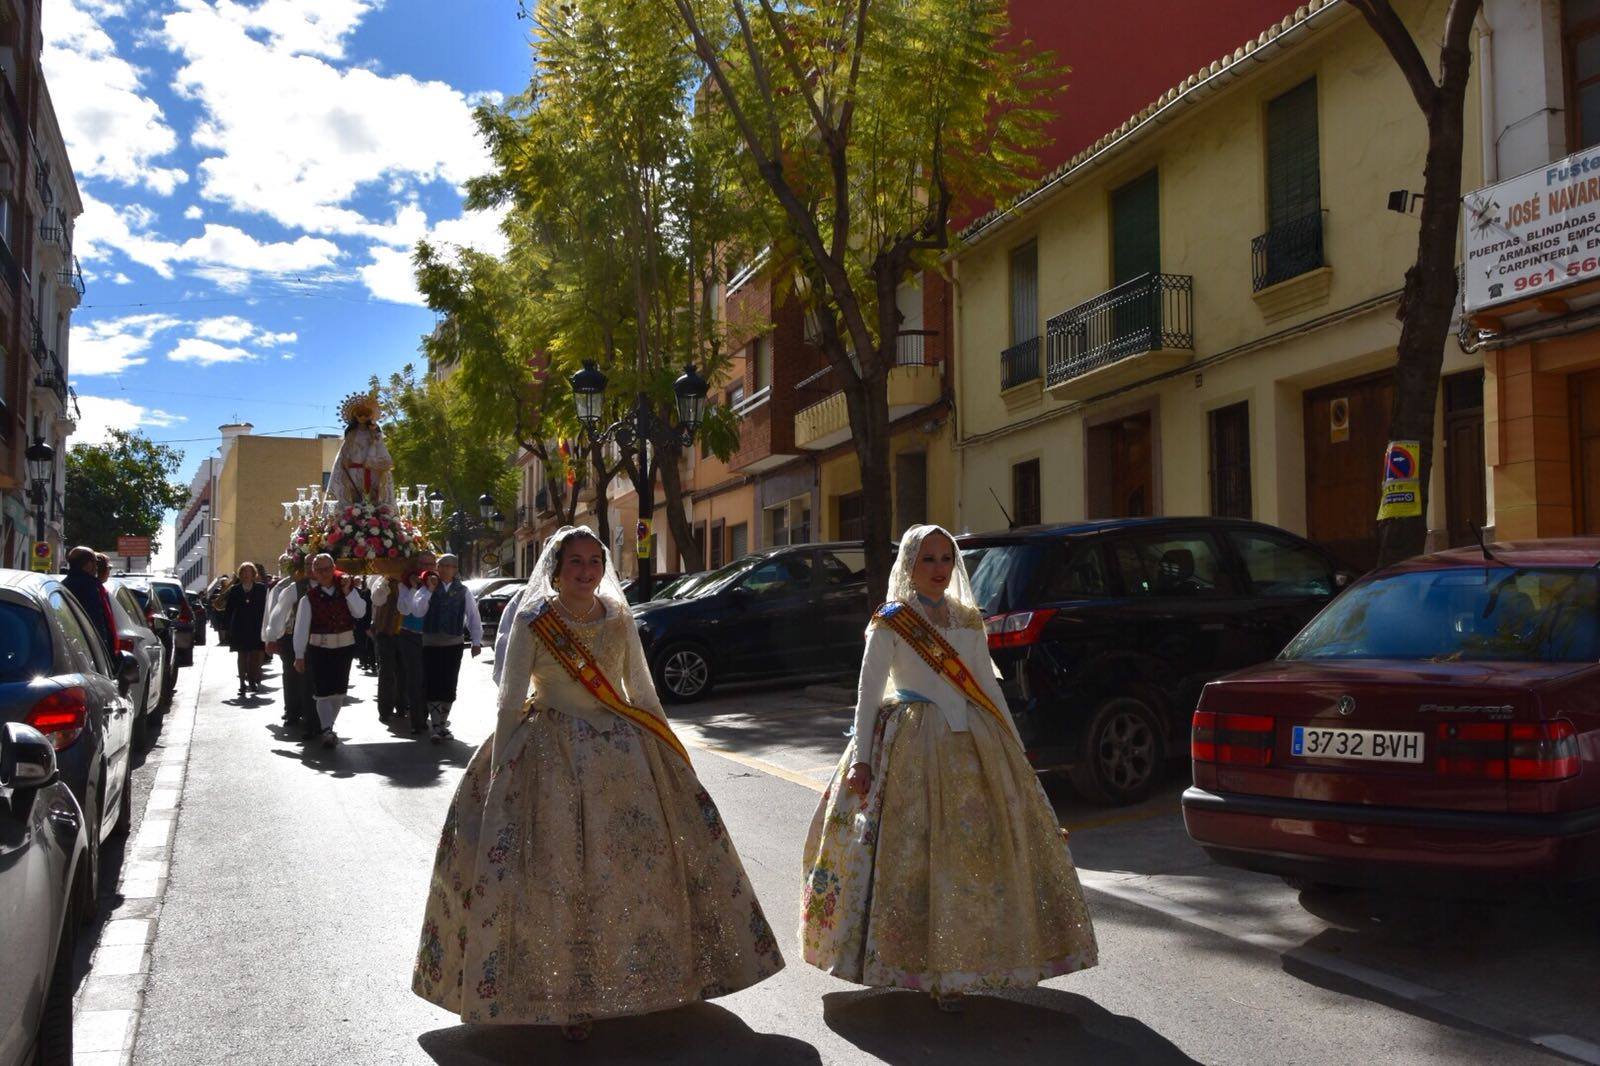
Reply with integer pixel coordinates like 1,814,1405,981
656,437,701,573
588,437,614,552
843,366,895,603
1374,27,1475,568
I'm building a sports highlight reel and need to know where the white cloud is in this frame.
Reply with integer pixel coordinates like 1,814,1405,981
356,202,508,304
43,0,187,195
70,313,185,376
193,314,297,347
161,0,492,239
168,337,257,365
358,244,424,306
72,395,186,447
76,191,341,283
108,272,133,284
183,205,203,220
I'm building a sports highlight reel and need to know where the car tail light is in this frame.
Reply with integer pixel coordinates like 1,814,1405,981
984,609,1057,649
1510,720,1579,782
1434,721,1507,779
1192,711,1274,767
26,687,89,751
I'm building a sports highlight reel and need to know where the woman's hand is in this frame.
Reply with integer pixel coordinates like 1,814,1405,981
844,762,872,797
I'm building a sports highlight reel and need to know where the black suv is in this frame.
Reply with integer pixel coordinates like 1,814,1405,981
962,517,1349,805
634,542,883,702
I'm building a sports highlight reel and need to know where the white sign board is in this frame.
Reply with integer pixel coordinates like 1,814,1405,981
1463,149,1600,313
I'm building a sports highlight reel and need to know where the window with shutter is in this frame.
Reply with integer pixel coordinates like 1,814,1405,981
1267,80,1320,227
1566,0,1600,150
1009,241,1038,344
1209,402,1252,519
1112,170,1160,285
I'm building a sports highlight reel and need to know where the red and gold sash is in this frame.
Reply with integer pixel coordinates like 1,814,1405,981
871,601,1011,733
526,601,691,764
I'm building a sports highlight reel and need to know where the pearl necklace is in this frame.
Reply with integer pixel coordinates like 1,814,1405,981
555,595,603,624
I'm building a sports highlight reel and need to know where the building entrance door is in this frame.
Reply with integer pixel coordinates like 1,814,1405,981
1443,369,1487,547
1087,411,1153,519
1304,372,1393,571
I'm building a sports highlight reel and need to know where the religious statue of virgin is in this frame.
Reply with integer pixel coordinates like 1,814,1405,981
330,392,394,508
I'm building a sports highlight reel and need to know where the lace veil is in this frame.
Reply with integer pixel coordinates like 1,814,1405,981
885,523,977,611
518,525,633,623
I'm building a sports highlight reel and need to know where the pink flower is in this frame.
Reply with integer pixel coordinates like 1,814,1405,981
354,546,367,557
326,530,342,545
388,548,400,557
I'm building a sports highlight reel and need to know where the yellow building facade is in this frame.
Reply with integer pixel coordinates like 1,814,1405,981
949,0,1486,568
211,432,342,579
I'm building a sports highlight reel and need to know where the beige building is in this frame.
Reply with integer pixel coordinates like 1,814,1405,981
207,425,342,579
949,0,1487,569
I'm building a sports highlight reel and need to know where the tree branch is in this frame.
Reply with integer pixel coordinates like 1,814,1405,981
1348,0,1439,114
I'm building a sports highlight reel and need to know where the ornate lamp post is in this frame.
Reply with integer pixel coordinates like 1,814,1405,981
568,360,710,599
426,490,506,574
24,437,54,541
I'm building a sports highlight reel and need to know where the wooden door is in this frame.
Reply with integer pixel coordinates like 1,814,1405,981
1304,373,1394,571
1573,370,1600,533
1443,370,1487,547
1089,412,1153,518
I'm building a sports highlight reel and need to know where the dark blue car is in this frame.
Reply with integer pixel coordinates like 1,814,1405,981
0,569,140,918
0,721,89,1066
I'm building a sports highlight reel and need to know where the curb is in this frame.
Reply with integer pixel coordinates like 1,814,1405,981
71,653,205,1066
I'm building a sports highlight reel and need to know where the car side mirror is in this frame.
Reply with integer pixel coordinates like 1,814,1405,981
115,650,141,692
0,722,60,792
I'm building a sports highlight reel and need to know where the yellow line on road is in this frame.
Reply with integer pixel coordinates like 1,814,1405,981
1063,800,1181,833
683,737,829,793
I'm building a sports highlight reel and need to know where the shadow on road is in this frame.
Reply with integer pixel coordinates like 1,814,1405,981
821,987,1199,1064
417,1002,822,1065
265,719,476,787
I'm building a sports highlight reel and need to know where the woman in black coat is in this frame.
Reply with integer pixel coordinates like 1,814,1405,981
219,562,269,698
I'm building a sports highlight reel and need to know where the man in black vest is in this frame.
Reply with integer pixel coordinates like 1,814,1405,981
410,553,482,744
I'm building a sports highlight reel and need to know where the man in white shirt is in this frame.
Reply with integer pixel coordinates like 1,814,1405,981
292,553,368,748
262,553,313,733
406,553,482,743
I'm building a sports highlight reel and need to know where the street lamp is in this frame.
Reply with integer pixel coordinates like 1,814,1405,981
25,437,54,540
431,492,505,574
568,360,711,599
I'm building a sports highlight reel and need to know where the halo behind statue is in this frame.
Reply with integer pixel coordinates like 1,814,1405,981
339,391,380,427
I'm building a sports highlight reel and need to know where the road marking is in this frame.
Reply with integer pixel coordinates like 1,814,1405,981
1062,800,1180,833
683,737,829,793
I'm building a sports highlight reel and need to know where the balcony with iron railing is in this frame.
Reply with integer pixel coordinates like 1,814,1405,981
1044,273,1194,398
28,310,45,366
794,331,941,450
38,220,62,246
0,236,18,294
34,349,67,406
1000,336,1041,391
1251,209,1326,292
58,257,85,301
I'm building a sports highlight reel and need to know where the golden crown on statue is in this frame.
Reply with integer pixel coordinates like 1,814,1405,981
339,391,380,426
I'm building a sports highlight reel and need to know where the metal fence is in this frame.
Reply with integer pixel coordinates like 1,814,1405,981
1045,273,1194,388
1000,336,1040,390
1251,210,1326,292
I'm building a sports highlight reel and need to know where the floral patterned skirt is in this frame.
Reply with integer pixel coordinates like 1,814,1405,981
413,709,784,1026
800,701,1097,995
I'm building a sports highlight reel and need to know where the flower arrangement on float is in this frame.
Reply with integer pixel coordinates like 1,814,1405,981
287,502,427,576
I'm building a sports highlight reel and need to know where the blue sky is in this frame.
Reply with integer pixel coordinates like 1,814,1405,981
45,0,529,562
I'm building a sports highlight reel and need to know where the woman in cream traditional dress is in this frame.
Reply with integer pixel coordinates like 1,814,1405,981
414,528,784,1040
800,524,1097,1010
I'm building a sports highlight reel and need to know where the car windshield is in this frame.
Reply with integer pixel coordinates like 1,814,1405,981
654,572,713,600
1282,567,1600,663
964,543,1043,615
0,598,52,682
692,557,758,598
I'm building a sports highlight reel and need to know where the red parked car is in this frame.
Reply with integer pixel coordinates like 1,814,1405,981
1183,539,1600,894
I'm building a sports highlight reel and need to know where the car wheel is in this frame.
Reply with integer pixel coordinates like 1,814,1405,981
34,897,77,1066
111,763,134,837
1069,695,1165,806
654,643,713,703
79,794,101,924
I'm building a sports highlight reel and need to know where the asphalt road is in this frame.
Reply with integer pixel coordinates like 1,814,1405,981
83,643,1587,1065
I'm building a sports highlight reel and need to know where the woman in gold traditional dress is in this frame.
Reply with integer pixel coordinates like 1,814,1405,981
800,524,1097,1011
413,527,784,1040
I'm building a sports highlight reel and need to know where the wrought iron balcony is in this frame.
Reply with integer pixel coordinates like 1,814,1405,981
34,350,66,405
34,157,53,206
0,237,18,293
1001,336,1040,390
1251,210,1326,292
1045,273,1194,389
58,257,85,297
28,312,45,365
535,486,551,514
38,221,62,245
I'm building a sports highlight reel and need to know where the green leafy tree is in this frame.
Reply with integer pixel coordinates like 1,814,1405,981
671,0,1056,599
64,429,188,553
373,366,519,568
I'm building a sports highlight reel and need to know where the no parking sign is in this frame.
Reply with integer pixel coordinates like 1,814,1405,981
1376,440,1422,520
29,540,51,572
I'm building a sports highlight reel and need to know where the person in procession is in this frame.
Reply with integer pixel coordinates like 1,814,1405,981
263,553,314,733
799,524,1097,1012
63,545,115,656
405,553,482,743
368,574,404,722
291,552,367,748
217,561,269,699
413,527,783,1041
394,551,435,736
354,581,377,674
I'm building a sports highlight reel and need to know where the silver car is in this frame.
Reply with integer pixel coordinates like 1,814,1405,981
107,578,167,742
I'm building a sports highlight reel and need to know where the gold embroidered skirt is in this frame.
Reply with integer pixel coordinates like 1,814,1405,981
414,709,784,1025
800,701,1097,994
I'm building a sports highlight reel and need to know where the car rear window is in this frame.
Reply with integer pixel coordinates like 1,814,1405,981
0,599,52,682
964,543,1045,614
1283,567,1600,663
154,584,185,607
